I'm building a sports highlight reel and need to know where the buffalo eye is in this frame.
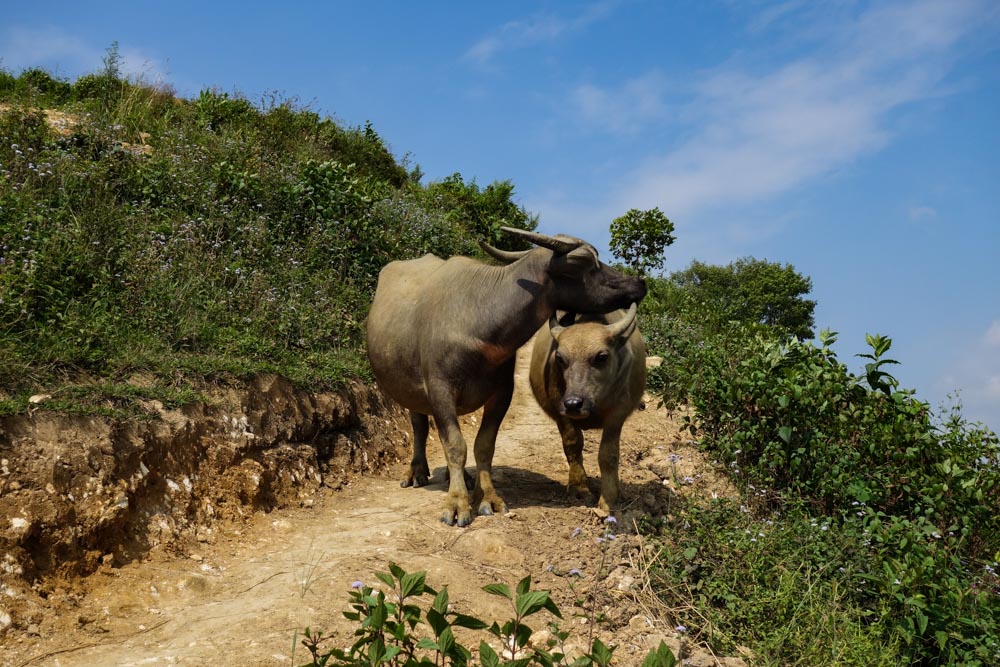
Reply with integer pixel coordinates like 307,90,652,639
556,351,568,368
592,351,609,367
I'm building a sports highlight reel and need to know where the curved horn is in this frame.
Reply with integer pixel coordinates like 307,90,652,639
501,226,581,255
606,303,638,341
479,240,531,264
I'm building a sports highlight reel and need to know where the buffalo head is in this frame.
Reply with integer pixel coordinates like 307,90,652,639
547,303,639,419
480,227,647,314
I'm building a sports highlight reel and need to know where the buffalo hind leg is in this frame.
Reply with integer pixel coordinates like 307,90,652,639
472,371,514,517
401,412,431,488
557,418,593,503
430,400,473,527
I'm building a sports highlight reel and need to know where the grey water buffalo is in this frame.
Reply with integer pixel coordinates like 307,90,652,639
529,303,646,512
366,227,647,527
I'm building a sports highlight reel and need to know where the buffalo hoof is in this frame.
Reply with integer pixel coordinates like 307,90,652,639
567,483,595,505
477,489,509,517
440,493,473,527
401,464,431,488
440,509,473,527
478,500,509,517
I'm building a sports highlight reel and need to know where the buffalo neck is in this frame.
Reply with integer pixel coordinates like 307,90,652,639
473,250,556,355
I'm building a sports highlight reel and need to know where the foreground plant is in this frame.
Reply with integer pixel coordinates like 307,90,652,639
296,563,677,666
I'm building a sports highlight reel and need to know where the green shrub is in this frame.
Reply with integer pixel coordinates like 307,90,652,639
297,563,677,667
648,323,1000,665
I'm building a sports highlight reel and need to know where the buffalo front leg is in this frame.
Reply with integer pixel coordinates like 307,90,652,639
431,406,473,527
471,374,514,517
400,411,431,488
557,418,592,503
597,423,623,512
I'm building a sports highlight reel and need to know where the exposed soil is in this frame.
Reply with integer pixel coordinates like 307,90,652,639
1,342,743,667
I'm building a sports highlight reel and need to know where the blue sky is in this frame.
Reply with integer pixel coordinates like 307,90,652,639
3,1,999,429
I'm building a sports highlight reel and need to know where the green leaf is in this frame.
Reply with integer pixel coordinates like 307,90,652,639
514,623,533,649
369,636,386,665
589,637,614,666
366,601,387,629
388,562,405,581
451,613,490,630
515,590,552,618
483,583,512,600
438,626,455,656
683,547,697,560
426,607,448,637
641,640,678,667
432,586,449,614
516,575,532,596
934,630,948,650
416,637,440,651
778,426,792,444
374,572,395,588
542,597,563,619
400,570,427,598
479,641,501,667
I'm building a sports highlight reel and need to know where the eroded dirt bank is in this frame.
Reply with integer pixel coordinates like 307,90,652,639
1,348,745,667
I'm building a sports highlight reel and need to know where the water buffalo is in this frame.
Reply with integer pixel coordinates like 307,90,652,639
366,227,646,526
529,303,646,512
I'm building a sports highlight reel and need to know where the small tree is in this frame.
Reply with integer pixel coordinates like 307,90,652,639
609,207,676,275
670,257,816,339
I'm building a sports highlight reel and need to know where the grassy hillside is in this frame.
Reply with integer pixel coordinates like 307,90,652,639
0,64,535,415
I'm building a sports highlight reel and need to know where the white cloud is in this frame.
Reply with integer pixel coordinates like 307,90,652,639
0,26,98,75
586,0,992,221
986,320,1000,347
0,26,168,85
986,375,1000,400
572,71,672,135
908,205,938,221
464,1,619,64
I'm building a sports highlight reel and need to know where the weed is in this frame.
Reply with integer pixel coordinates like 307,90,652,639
297,563,678,666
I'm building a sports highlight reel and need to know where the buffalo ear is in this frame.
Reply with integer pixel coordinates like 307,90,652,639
549,245,599,275
556,310,577,327
606,303,638,343
548,313,566,340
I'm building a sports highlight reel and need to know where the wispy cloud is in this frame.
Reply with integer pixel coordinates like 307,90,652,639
0,26,97,75
908,205,938,221
986,320,1000,347
464,1,619,64
604,0,992,220
938,319,1000,428
572,71,673,135
0,26,167,84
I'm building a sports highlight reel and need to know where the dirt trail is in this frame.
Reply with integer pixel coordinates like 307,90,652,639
4,343,738,667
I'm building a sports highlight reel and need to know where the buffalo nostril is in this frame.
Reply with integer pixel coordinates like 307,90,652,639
563,397,584,413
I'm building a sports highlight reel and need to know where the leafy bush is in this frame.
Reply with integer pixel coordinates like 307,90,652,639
421,173,538,251
647,323,1000,665
0,64,541,412
297,563,677,667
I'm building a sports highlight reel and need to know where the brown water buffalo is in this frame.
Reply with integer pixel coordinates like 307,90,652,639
366,227,646,526
529,303,646,512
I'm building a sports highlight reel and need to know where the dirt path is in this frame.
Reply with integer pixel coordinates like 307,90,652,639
4,344,738,667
